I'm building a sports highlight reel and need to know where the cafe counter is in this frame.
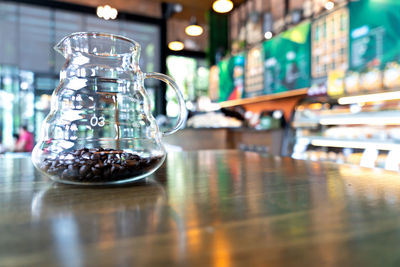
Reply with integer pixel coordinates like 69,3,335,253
1,150,400,266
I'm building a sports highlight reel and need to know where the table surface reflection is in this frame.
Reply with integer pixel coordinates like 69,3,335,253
1,150,400,266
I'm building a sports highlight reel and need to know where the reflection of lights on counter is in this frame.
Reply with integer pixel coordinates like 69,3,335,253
311,138,400,151
320,117,400,125
338,91,400,105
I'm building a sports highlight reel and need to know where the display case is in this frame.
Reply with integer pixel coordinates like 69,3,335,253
288,93,400,172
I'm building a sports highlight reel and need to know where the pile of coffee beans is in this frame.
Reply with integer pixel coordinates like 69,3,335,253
39,148,163,183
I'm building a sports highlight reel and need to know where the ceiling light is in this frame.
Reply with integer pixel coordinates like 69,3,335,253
212,0,234,13
185,17,203,36
324,1,335,10
264,31,273,39
96,6,104,17
168,41,184,51
97,5,118,20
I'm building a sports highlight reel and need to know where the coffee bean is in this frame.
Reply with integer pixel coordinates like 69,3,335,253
126,159,138,167
82,152,91,160
79,165,90,176
92,167,102,176
111,165,118,174
104,168,111,177
40,148,163,183
94,162,103,169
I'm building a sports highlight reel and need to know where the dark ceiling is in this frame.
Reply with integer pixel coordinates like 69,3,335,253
58,0,245,23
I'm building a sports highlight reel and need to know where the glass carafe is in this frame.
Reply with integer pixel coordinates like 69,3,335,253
32,32,187,185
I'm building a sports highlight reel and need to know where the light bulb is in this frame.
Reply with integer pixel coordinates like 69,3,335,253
325,1,334,10
96,6,104,18
110,8,118,19
168,41,184,51
97,5,118,20
212,0,234,13
264,31,273,39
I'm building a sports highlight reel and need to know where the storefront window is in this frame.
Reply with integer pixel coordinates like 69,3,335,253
166,56,209,117
0,2,160,145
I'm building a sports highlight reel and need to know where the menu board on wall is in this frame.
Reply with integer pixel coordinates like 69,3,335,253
263,21,311,94
245,45,264,97
218,54,245,101
218,58,233,102
245,0,263,46
232,54,245,100
349,0,400,71
311,7,349,79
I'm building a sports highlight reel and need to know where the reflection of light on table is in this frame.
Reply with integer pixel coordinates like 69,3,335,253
339,165,400,205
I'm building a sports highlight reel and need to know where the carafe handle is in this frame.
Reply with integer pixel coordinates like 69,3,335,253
144,72,187,136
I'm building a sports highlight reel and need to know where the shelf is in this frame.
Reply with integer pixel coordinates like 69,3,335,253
293,111,400,126
338,91,400,105
218,88,308,108
299,136,400,151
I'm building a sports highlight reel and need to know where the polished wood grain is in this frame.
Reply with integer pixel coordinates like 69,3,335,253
1,151,400,266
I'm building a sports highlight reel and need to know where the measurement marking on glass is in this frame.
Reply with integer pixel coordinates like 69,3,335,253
90,115,105,127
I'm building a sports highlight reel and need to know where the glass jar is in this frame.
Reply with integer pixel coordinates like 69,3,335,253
32,32,186,185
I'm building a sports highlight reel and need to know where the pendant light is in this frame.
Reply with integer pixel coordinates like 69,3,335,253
212,0,234,13
96,5,118,20
185,17,203,37
168,40,184,51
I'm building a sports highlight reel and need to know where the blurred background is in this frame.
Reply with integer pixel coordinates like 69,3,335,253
1,0,400,171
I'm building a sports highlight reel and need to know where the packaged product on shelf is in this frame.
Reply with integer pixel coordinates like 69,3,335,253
245,45,264,97
232,54,245,99
383,62,400,89
327,70,345,96
359,68,383,92
209,65,220,102
344,71,360,94
263,21,311,94
218,54,245,101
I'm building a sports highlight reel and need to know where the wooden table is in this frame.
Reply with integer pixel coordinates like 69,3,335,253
1,150,400,266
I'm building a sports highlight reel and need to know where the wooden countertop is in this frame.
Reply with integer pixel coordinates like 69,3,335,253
1,150,400,266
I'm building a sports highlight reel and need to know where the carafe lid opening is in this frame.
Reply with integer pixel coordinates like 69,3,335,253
54,32,140,58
